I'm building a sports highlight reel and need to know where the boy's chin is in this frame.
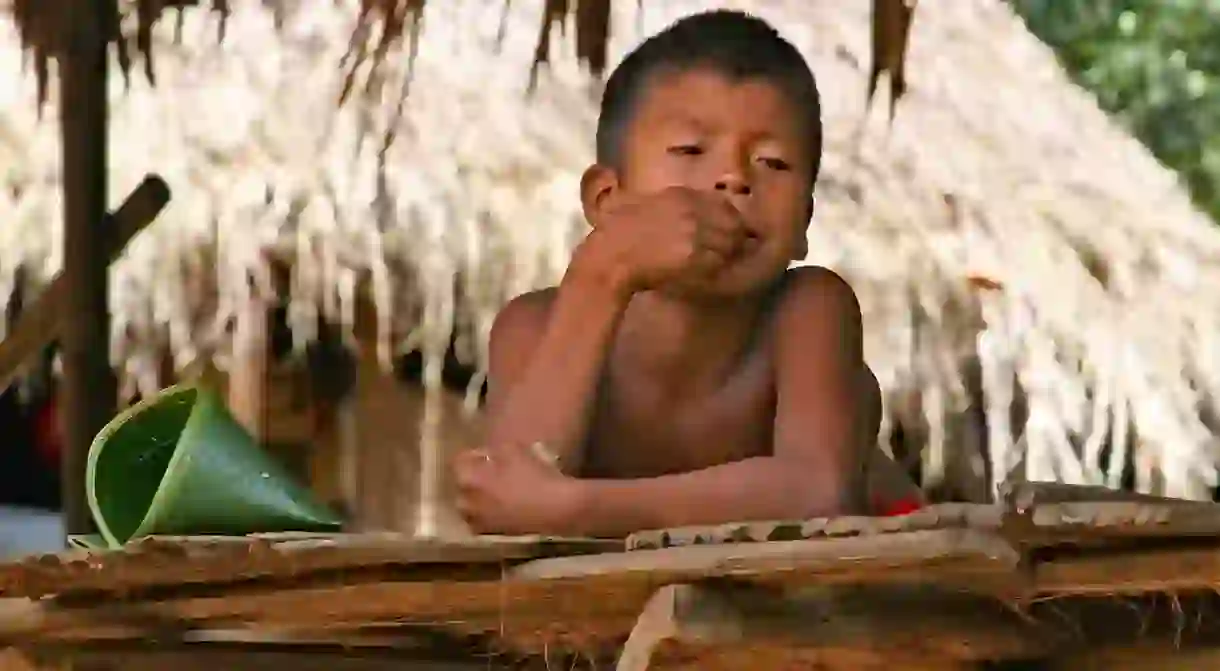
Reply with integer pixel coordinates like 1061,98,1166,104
661,265,785,303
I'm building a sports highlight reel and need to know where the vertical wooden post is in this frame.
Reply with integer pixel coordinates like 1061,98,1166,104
59,0,115,537
228,300,269,441
416,360,442,538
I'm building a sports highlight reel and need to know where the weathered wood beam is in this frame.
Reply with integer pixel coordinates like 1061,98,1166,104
0,175,170,394
0,534,616,600
615,583,1042,669
1034,543,1220,596
516,528,1021,589
0,531,1022,654
1047,644,1220,671
998,481,1204,508
7,643,502,671
59,0,115,537
9,579,1220,664
623,498,1220,555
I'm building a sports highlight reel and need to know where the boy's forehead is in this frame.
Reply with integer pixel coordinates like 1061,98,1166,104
633,67,807,135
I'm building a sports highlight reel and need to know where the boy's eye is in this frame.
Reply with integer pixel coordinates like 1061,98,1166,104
668,145,704,156
759,157,791,171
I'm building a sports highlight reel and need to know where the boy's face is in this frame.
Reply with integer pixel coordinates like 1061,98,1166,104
609,67,817,297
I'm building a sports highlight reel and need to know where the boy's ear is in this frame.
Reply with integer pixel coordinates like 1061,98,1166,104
580,164,620,227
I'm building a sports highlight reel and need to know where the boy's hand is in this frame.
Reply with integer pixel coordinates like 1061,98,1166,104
582,186,750,295
453,444,585,535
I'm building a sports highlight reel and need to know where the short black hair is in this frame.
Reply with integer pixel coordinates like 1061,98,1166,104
596,10,823,179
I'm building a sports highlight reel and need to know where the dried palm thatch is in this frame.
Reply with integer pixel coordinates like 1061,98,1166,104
6,1,916,111
2,0,1219,503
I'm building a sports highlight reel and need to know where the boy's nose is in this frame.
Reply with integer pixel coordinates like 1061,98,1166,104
714,176,752,196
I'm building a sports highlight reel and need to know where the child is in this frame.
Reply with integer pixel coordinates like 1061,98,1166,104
453,10,922,537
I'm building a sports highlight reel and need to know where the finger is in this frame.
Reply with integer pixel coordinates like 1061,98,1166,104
502,442,547,467
694,225,741,258
452,450,479,476
689,247,730,276
456,484,494,516
455,492,475,519
455,447,492,465
456,473,488,495
453,458,474,486
698,196,750,234
466,448,497,470
454,452,494,488
455,472,482,492
694,222,740,257
456,501,484,531
704,212,750,242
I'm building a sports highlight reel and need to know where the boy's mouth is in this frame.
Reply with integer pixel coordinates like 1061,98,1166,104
740,231,763,255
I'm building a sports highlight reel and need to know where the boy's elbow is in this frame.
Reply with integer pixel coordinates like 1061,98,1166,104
793,486,854,519
773,457,859,519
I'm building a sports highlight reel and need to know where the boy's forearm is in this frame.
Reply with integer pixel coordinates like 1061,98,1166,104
563,456,850,538
486,250,630,473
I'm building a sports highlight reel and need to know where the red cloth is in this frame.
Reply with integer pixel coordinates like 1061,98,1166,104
874,496,923,518
33,397,62,469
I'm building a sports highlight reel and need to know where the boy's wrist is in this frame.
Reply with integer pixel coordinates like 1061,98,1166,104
567,234,637,303
555,476,593,536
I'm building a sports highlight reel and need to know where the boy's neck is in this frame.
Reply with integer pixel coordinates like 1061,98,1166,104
615,290,768,391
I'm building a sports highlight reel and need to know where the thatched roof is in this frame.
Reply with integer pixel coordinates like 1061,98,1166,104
3,0,1220,500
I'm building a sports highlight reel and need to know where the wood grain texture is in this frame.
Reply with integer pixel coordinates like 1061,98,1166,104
615,582,1044,670
0,533,619,599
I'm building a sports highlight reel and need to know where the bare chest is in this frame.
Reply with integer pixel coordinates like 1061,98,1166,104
582,358,776,479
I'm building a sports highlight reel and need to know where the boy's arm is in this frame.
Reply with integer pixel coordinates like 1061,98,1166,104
562,267,869,537
484,247,631,474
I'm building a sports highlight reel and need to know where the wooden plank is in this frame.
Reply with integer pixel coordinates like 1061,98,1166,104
15,644,504,671
0,533,619,599
0,579,613,646
3,582,1045,666
521,529,1021,587
0,175,170,394
8,563,1220,663
1029,501,1220,530
651,655,974,671
626,498,1220,554
626,503,1000,551
999,481,1206,508
1034,543,1220,595
615,583,1048,670
1047,645,1220,671
1019,591,1220,654
15,499,1220,602
1007,501,1220,548
636,651,975,671
0,531,1020,649
0,648,37,671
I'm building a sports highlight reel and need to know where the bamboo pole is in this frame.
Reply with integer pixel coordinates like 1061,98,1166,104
58,0,115,537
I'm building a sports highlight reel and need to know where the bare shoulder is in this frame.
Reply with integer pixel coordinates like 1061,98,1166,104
772,266,862,323
767,266,864,359
487,288,558,407
490,288,557,350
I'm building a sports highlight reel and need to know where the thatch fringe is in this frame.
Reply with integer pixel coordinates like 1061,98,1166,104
8,0,627,110
8,0,918,114
9,0,230,109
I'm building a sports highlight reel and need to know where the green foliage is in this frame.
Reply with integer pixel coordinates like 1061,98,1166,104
1012,0,1220,222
